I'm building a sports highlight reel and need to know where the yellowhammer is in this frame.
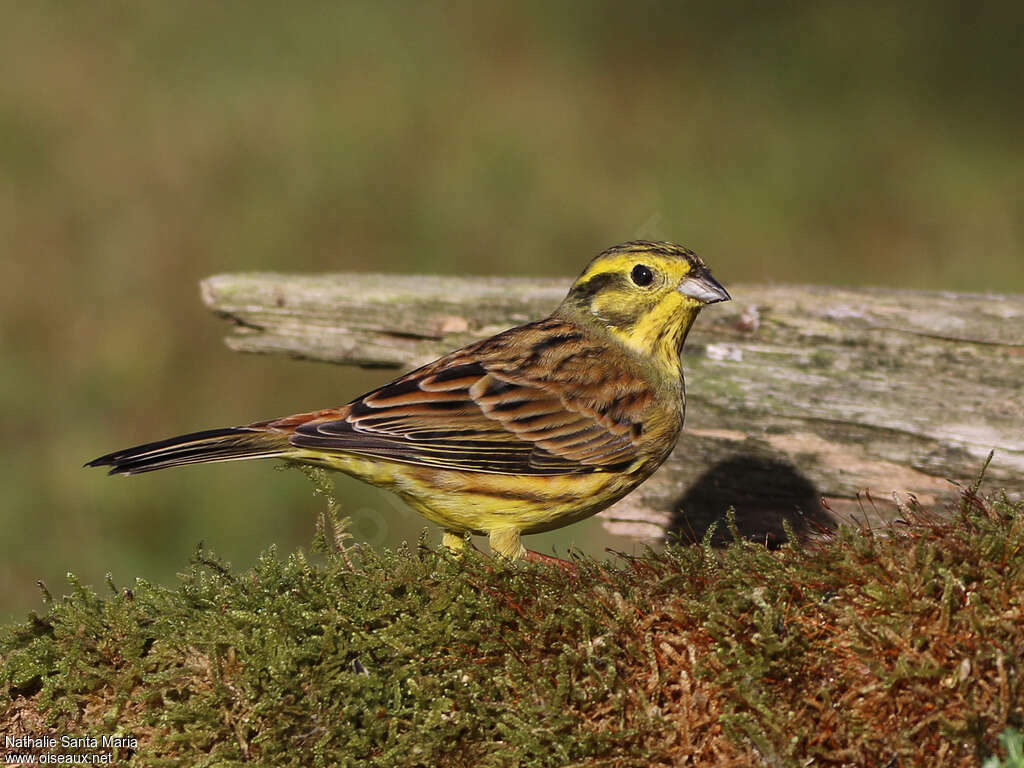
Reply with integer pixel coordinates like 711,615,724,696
89,241,729,562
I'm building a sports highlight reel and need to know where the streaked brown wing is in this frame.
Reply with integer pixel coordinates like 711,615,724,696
283,320,650,476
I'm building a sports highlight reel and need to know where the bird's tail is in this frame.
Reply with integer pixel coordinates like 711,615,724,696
86,427,292,475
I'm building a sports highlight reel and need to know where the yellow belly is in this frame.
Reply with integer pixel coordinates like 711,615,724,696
295,450,646,536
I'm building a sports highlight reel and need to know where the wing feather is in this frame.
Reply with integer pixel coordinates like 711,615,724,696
283,319,655,475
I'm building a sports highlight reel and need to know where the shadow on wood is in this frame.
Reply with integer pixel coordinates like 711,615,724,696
667,455,833,548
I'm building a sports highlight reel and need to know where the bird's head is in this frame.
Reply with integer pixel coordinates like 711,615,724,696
558,240,729,372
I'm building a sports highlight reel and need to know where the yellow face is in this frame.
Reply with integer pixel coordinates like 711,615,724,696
559,241,729,371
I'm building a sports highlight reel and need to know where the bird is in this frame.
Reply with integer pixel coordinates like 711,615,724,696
88,241,730,563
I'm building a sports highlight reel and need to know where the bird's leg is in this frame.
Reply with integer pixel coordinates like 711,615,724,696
442,530,480,556
488,528,526,562
490,528,577,571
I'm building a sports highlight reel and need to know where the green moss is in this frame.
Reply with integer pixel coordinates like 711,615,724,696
2,488,1023,766
1,543,660,766
984,729,1024,768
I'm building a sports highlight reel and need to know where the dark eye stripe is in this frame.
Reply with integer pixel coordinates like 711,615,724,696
569,272,620,302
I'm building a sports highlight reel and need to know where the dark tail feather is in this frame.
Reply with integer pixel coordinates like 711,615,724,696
86,427,291,476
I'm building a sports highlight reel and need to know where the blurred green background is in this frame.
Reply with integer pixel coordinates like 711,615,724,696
2,1,1021,621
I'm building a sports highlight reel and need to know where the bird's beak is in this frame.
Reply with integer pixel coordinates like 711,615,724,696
678,269,731,304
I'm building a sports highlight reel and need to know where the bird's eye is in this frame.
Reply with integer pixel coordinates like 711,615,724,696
630,264,654,287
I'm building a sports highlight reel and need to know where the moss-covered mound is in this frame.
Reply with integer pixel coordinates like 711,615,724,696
2,492,1023,767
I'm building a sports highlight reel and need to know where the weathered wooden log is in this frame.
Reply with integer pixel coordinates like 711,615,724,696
201,273,1024,543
